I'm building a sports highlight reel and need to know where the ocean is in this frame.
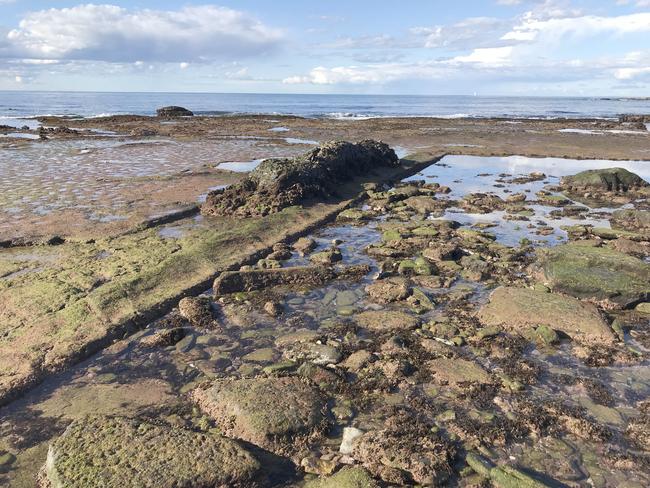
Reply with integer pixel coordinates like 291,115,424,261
1,91,650,123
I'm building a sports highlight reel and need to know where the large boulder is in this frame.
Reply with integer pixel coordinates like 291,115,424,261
156,106,194,117
41,416,263,488
560,168,648,193
192,377,329,456
202,140,399,217
478,286,615,344
535,243,650,308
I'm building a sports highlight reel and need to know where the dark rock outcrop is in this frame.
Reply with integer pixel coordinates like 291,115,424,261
156,106,194,117
202,140,399,217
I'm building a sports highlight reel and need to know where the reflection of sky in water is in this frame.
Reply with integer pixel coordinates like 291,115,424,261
218,159,265,172
285,137,319,145
405,155,650,247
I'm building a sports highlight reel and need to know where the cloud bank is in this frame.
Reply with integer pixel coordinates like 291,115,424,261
2,4,283,62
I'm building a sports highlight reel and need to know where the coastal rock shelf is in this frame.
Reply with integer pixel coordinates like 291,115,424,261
3,150,649,488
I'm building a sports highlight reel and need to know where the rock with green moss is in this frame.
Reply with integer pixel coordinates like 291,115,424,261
561,168,648,193
610,209,650,232
535,243,650,308
398,256,435,276
42,415,263,488
337,208,369,222
478,286,614,344
192,377,328,456
304,467,378,488
310,248,343,265
490,465,553,488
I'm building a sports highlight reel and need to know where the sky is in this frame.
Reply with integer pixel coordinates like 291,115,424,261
0,0,649,95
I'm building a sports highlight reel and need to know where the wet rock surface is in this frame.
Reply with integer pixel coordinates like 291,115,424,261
4,152,650,488
479,286,615,344
535,243,650,308
192,377,329,457
202,140,398,217
41,415,263,488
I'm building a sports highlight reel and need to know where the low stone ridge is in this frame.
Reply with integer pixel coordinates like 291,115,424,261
213,264,370,295
560,168,648,193
41,415,263,488
202,140,399,217
192,377,329,456
535,243,650,308
156,106,194,117
478,286,615,344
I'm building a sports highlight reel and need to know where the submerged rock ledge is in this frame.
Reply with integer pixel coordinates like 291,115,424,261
202,140,399,217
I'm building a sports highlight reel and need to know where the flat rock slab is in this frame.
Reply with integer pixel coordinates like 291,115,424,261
354,310,420,331
478,286,614,344
427,357,492,385
535,244,650,308
192,377,328,456
42,415,262,488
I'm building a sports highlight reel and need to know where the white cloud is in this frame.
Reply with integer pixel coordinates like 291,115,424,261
2,4,283,62
284,9,650,87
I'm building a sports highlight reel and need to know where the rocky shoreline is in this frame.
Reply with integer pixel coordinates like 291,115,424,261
1,114,649,487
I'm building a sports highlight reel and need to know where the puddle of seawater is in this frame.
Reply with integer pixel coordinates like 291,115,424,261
0,133,40,140
285,137,319,145
404,154,650,246
269,127,290,132
218,159,265,172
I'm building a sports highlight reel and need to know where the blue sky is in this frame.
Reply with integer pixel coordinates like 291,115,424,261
0,0,649,95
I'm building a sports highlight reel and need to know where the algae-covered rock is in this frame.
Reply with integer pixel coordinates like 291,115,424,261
478,287,614,344
365,278,411,303
535,243,650,308
352,423,455,485
354,310,419,331
427,357,492,386
610,209,650,232
304,467,379,488
561,168,648,193
43,415,262,488
310,248,343,265
490,465,553,488
192,377,328,456
178,296,215,327
203,140,398,217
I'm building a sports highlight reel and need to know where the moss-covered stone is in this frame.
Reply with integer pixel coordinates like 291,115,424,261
536,243,650,308
478,286,614,344
43,415,263,488
192,377,328,456
561,168,648,192
304,467,379,488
